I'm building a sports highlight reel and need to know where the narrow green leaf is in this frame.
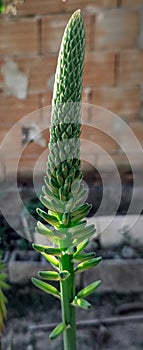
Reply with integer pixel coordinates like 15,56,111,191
77,280,101,298
0,273,8,281
73,252,96,262
41,253,59,270
71,297,91,310
73,188,88,208
0,281,9,290
70,210,91,225
0,263,5,270
71,224,95,239
36,221,66,240
36,208,59,227
32,278,61,299
40,195,55,212
74,257,102,274
75,239,89,255
73,230,95,246
0,292,7,318
32,244,47,253
0,5,5,15
51,197,65,212
44,247,62,256
49,322,67,340
71,204,92,218
69,221,87,232
38,271,60,281
33,244,62,256
41,195,64,213
62,212,70,225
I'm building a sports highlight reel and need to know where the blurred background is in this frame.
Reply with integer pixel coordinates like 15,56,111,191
0,1,143,350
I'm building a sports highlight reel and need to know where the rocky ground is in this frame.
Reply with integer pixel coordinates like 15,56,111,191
2,286,143,350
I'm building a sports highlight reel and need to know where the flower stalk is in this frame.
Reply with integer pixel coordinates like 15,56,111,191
32,10,102,350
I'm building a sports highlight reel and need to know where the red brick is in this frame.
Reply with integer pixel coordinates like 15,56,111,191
0,159,5,182
5,157,36,179
16,0,67,16
17,153,48,179
118,50,143,86
129,122,143,146
0,55,57,93
0,127,9,143
81,124,118,153
83,52,115,87
5,158,19,178
16,0,117,16
41,92,53,108
111,154,130,169
66,0,117,11
0,126,49,171
81,88,92,123
0,93,40,124
0,59,5,84
91,87,140,120
0,19,38,55
116,121,143,154
42,15,69,54
94,9,139,49
21,129,49,159
82,88,92,104
122,0,143,6
0,126,23,159
42,14,91,53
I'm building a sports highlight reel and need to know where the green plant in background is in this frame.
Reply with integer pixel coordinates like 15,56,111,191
0,0,25,15
0,253,9,349
32,10,102,350
0,0,5,13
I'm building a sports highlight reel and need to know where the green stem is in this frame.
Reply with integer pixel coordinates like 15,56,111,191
59,254,76,350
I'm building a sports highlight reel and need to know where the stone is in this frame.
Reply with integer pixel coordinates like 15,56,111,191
121,245,137,259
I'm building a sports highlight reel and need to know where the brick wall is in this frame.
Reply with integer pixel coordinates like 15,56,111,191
0,0,143,181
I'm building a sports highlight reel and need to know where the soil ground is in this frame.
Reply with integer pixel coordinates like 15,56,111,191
2,286,143,350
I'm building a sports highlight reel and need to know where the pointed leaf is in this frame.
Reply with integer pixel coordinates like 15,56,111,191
33,244,62,256
0,281,9,290
36,221,66,240
71,204,92,218
73,230,95,246
71,224,95,239
77,281,101,298
41,253,59,269
32,278,61,299
74,257,102,274
40,195,55,212
49,322,67,340
75,239,89,255
73,252,96,262
38,271,60,281
44,247,62,256
36,208,59,227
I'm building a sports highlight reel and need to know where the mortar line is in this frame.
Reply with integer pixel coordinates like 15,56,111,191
90,15,96,51
37,17,42,55
114,52,120,86
117,0,122,7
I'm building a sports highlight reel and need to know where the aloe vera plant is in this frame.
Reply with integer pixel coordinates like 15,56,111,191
32,10,102,350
